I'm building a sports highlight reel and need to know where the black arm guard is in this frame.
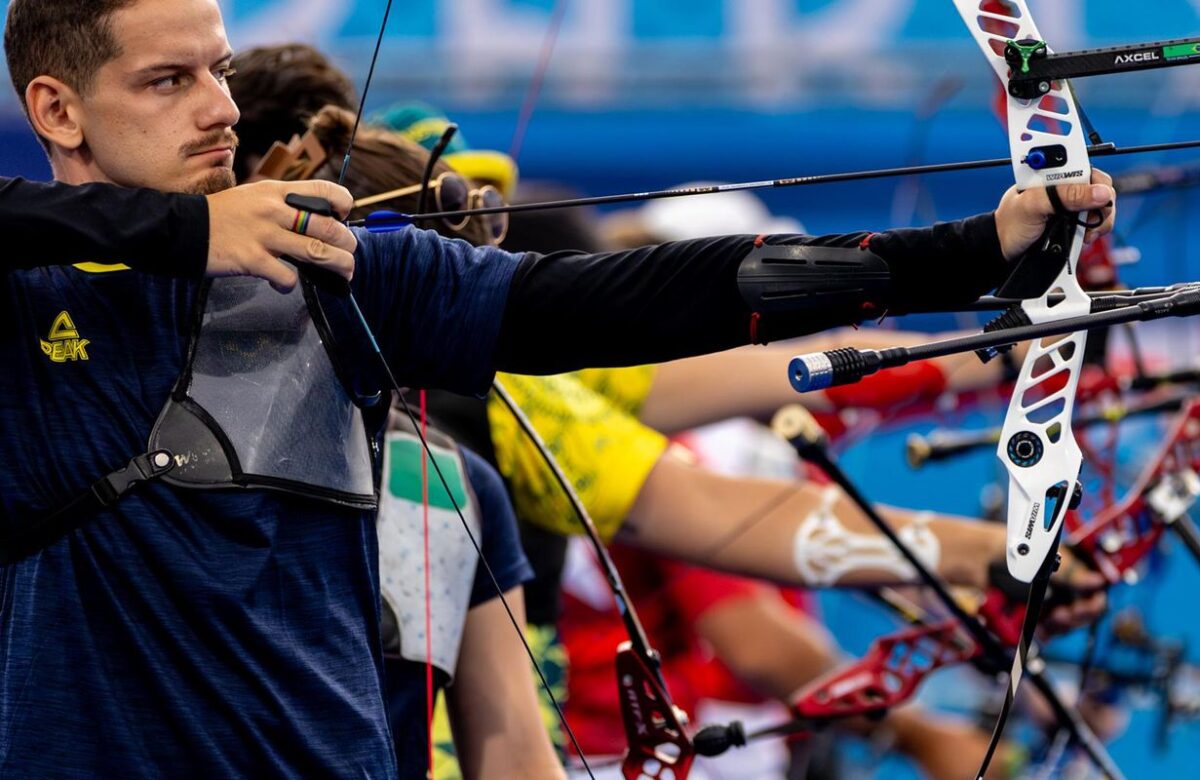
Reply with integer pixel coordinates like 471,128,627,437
737,242,892,314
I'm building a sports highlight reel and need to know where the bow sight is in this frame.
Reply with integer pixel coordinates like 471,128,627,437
1006,36,1200,101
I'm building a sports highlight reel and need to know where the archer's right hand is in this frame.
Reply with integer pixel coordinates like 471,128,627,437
205,179,357,293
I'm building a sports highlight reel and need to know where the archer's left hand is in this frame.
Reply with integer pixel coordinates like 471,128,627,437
994,169,1117,262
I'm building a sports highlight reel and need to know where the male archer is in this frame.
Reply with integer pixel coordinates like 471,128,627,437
0,0,1117,777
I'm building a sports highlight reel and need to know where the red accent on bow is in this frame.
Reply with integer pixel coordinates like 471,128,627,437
617,644,696,780
977,589,1030,648
790,621,977,721
1069,398,1200,583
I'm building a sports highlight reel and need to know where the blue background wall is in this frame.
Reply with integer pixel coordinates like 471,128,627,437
2,1,1199,776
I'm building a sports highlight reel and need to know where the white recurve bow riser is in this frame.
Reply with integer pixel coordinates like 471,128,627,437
953,0,1092,582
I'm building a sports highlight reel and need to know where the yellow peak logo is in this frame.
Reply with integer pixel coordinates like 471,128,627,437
40,311,90,363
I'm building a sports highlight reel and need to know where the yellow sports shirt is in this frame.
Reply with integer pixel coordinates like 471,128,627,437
487,368,665,541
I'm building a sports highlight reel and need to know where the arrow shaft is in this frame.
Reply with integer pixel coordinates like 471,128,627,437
351,140,1200,228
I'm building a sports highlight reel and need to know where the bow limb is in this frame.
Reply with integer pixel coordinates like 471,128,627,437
483,12,695,771
489,381,694,780
956,0,1094,583
953,4,1097,775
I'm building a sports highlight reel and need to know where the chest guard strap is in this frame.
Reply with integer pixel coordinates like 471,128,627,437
1,450,175,565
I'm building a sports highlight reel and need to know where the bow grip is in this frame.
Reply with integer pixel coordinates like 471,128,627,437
980,552,1089,648
996,209,1079,300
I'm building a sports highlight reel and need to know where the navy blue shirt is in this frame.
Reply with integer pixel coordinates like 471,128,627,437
387,445,533,780
0,227,518,778
463,447,534,609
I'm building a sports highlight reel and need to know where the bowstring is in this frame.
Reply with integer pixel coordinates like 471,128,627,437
337,2,597,776
392,391,598,778
337,0,393,187
508,0,569,161
420,389,434,778
413,124,457,780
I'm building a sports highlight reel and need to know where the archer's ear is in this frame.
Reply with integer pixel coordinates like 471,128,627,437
25,75,85,152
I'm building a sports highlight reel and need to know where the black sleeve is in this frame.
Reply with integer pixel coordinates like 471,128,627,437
495,212,1007,374
3,177,208,276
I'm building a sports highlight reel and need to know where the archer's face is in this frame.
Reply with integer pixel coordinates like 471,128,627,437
76,0,239,194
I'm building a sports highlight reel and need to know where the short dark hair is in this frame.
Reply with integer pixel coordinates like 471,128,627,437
229,44,356,182
5,0,136,131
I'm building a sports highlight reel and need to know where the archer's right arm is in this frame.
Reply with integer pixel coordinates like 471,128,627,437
3,177,355,291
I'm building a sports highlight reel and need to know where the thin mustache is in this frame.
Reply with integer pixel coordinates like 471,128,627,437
183,132,239,156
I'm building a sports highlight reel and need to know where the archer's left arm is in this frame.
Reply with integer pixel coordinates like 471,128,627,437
350,179,1114,394
352,222,985,392
494,179,1114,375
495,221,998,375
